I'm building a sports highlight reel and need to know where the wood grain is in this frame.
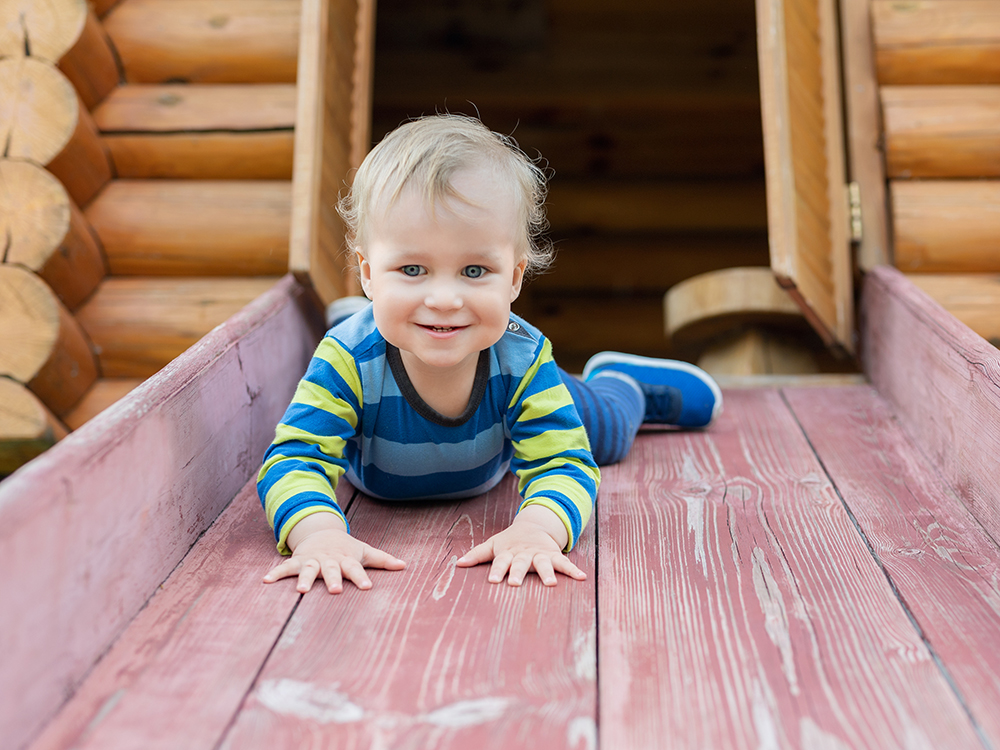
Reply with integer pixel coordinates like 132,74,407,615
62,377,143,430
58,7,120,109
103,132,293,179
861,266,1000,557
904,273,1000,344
786,384,1000,747
0,0,86,62
0,275,323,750
220,475,597,750
0,376,67,475
597,391,979,748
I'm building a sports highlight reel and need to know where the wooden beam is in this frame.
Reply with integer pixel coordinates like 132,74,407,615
62,377,143,430
873,0,1000,85
85,180,291,277
891,180,1000,273
0,275,323,750
904,273,1000,345
58,6,120,109
103,0,301,84
0,0,86,62
0,159,107,310
696,328,819,376
0,376,67,476
883,86,1000,178
861,266,1000,546
75,277,281,377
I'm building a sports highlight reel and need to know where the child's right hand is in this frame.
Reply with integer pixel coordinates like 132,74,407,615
263,512,406,594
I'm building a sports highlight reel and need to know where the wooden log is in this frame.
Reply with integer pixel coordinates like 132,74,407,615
0,0,86,62
0,159,107,310
664,267,805,345
75,277,281,377
0,57,112,208
787,384,1000,749
873,0,1000,85
904,273,1000,346
0,265,98,416
58,7,121,110
0,275,323,750
0,377,67,476
62,377,143,430
883,86,1000,178
696,328,819,376
545,180,768,233
891,180,1000,273
85,180,291,277
103,0,300,84
861,266,1000,547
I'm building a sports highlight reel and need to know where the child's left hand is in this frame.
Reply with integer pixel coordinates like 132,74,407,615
456,505,587,586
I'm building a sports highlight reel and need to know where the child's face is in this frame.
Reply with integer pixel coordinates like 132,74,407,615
357,165,527,376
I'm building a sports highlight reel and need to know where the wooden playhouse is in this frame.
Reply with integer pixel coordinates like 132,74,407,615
1,0,999,747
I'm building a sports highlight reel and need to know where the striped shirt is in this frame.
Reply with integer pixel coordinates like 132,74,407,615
258,306,600,554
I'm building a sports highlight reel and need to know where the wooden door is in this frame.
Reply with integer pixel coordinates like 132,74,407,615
756,0,855,354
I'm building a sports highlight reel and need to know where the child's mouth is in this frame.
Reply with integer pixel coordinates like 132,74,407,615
421,325,463,333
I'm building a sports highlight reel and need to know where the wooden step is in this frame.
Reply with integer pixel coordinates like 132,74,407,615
63,378,144,431
873,0,1000,85
94,84,296,179
891,181,1000,273
883,86,1000,178
0,377,67,476
85,180,291,276
905,273,1000,346
103,0,300,84
75,277,281,378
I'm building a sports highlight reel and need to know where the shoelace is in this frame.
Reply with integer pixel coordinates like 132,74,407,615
643,384,683,424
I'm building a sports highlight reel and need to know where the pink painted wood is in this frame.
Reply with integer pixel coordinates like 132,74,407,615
0,275,324,750
862,266,1000,542
218,474,597,750
786,384,1000,746
597,391,980,749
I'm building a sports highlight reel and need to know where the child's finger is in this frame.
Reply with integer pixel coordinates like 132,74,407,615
340,558,373,590
488,552,513,583
551,555,587,581
362,546,407,570
263,559,298,583
506,553,533,587
320,559,344,594
456,541,494,567
532,555,558,586
296,559,321,593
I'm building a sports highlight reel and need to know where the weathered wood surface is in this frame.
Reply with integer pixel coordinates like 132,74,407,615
873,0,1000,85
787,385,1000,747
85,180,291,277
597,389,980,748
904,273,1000,344
883,86,1000,178
76,277,281,377
861,266,1000,551
0,275,323,750
103,0,300,84
891,180,1000,274
222,474,596,750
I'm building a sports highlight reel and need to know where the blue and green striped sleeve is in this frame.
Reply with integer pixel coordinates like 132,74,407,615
258,337,363,554
507,338,600,551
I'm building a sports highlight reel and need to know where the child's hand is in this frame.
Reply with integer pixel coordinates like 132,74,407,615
456,505,587,587
263,512,406,594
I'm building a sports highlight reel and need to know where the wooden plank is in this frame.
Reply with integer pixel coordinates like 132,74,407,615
861,266,1000,550
838,0,890,269
545,180,768,233
219,474,597,749
597,391,981,747
27,481,318,750
904,273,1000,345
85,180,291,277
0,275,323,750
786,384,1000,747
103,0,300,84
873,0,1000,85
76,277,281,377
883,86,1000,178
0,376,67,476
756,0,854,353
891,180,1000,273
103,131,294,179
289,0,364,305
93,84,296,132
62,377,143,430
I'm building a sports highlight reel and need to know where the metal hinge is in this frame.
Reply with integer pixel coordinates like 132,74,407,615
847,181,863,244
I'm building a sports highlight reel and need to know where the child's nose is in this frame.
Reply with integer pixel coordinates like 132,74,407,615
424,281,463,310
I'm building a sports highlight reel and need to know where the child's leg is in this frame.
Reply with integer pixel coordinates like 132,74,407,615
558,368,645,466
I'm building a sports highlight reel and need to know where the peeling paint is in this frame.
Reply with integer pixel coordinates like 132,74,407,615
420,697,511,728
256,678,364,723
432,555,458,601
799,717,851,750
752,547,799,695
567,715,597,750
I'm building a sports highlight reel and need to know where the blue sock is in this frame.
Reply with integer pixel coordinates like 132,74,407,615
559,367,644,466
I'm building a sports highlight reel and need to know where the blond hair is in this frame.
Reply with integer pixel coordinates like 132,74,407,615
338,114,553,275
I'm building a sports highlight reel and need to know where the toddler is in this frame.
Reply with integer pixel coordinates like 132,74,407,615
258,114,722,594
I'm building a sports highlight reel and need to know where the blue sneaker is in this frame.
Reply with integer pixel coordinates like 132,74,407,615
583,352,723,428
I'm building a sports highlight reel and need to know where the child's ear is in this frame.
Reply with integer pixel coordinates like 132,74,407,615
357,251,373,299
510,259,527,302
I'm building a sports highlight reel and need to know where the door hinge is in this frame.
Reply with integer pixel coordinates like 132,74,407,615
847,181,863,244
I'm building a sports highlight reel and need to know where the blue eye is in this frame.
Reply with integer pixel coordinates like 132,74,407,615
401,265,424,277
463,265,487,278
